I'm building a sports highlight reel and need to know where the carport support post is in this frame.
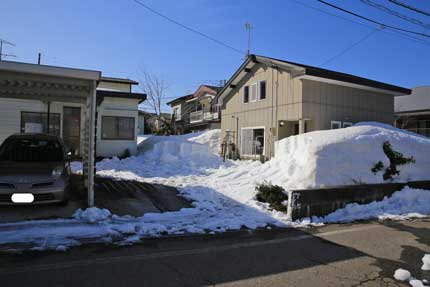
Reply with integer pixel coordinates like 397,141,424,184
87,81,97,207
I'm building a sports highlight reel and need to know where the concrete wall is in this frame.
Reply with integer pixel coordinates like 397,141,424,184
288,181,430,220
302,80,395,131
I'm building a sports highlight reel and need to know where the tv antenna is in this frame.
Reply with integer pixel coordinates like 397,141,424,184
0,39,16,61
245,22,253,57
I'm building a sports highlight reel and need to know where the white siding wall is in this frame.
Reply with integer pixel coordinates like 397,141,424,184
0,96,139,158
97,97,139,157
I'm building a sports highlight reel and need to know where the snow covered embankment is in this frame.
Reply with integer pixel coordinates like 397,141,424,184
263,122,430,189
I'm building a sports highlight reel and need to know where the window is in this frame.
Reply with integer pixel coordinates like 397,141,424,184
259,81,266,100
343,122,353,128
243,86,249,103
172,106,181,121
331,121,342,129
21,112,61,136
241,127,265,156
102,116,135,140
250,83,257,102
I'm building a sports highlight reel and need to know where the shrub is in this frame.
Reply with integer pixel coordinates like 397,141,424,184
255,181,289,212
371,141,415,181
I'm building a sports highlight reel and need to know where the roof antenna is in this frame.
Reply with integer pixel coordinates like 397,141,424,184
0,38,16,61
245,22,253,58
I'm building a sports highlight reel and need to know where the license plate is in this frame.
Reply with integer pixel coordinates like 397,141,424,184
11,193,34,203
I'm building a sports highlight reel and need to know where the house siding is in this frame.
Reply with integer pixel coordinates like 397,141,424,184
221,64,397,159
221,65,302,157
301,79,394,131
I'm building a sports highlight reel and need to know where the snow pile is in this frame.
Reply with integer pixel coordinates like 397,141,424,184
314,187,430,223
393,261,429,287
422,254,430,271
187,129,221,155
73,207,112,223
394,268,411,281
268,123,430,189
96,130,224,179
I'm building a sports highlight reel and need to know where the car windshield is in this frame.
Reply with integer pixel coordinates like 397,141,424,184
0,137,64,162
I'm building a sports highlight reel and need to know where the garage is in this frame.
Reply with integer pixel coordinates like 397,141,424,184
0,61,100,206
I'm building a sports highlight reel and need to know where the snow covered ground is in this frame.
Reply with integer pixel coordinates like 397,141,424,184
1,124,430,251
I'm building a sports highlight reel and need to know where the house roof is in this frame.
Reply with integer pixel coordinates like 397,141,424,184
217,54,411,105
166,94,194,106
0,60,101,81
100,76,139,85
97,90,146,103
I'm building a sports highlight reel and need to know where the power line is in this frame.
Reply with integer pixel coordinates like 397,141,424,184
320,27,381,67
360,0,430,30
317,0,430,38
288,0,429,46
388,0,430,17
132,0,246,55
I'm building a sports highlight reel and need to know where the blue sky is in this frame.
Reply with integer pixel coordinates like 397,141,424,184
2,0,430,111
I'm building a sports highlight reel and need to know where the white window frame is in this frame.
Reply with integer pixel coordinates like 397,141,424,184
240,126,266,156
249,83,258,103
330,121,342,130
258,80,267,101
172,105,181,121
343,122,353,128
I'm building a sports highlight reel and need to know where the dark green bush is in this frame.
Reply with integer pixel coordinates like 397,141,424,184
255,181,289,212
371,141,415,181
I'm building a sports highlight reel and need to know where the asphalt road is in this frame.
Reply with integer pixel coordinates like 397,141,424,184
0,219,429,287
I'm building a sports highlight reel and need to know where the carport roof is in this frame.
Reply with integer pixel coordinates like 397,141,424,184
0,60,101,81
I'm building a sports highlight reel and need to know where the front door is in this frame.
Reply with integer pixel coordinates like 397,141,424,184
63,107,81,156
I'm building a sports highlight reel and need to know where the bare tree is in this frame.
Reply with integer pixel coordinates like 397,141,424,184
138,71,172,134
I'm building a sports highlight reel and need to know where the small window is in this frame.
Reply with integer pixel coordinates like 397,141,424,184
259,81,266,100
343,122,353,128
102,116,135,140
250,83,257,102
243,86,249,103
21,112,61,136
331,121,342,129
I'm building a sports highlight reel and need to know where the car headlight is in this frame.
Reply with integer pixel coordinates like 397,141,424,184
52,166,64,178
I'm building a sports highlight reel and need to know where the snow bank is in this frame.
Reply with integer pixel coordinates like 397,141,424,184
187,129,221,155
73,207,112,223
269,123,430,189
314,187,430,223
422,254,430,271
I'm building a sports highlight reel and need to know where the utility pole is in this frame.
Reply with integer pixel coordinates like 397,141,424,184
0,39,16,61
245,22,253,57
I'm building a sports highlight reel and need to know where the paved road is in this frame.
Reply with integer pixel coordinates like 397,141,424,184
0,219,429,287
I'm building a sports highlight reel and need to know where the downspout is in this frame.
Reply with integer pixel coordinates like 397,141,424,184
46,101,51,134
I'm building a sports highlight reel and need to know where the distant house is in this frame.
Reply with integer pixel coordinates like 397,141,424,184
395,86,430,137
139,111,171,134
167,84,222,134
217,54,411,159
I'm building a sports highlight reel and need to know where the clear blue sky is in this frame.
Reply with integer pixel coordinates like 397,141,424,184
2,0,430,111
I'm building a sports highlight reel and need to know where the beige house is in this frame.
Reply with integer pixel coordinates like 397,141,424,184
217,55,411,159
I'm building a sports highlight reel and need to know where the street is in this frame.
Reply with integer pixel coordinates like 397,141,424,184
0,219,429,287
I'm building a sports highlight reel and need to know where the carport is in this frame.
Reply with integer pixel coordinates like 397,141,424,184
0,61,101,206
